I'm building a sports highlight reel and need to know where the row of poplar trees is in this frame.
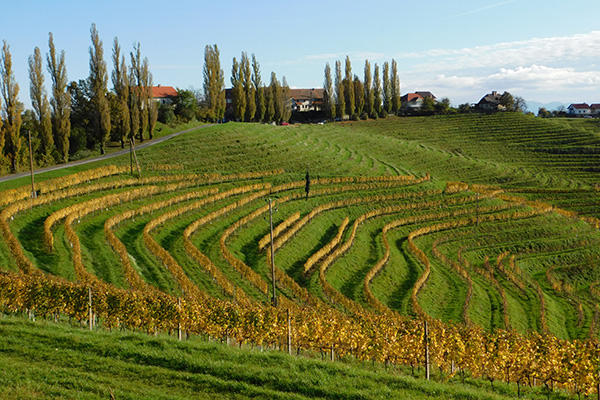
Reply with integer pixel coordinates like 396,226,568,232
0,23,157,174
323,57,401,120
229,52,291,123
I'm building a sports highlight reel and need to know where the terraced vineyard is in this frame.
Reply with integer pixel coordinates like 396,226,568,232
3,113,600,397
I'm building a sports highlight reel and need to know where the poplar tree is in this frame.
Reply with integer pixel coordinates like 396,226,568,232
28,46,53,164
334,60,345,119
281,76,291,122
264,83,274,123
391,59,401,113
47,33,70,163
130,42,149,142
203,44,225,122
364,60,373,117
111,37,130,148
1,41,22,172
241,52,255,122
382,61,391,114
147,72,158,139
251,54,265,122
89,23,111,154
373,63,382,116
323,62,335,120
269,72,282,122
353,75,364,116
344,56,354,117
230,57,245,121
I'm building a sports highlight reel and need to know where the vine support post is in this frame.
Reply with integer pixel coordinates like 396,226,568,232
269,198,277,307
88,287,93,331
178,297,182,341
287,309,292,355
28,131,36,199
424,320,430,380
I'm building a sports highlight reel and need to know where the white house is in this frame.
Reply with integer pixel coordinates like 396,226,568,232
567,103,592,116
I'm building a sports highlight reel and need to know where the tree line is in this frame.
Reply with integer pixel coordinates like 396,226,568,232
323,57,401,121
0,25,228,174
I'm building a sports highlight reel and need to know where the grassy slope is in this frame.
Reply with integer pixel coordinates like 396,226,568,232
2,114,600,398
0,316,568,400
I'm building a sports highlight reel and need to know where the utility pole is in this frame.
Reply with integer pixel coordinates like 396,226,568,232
269,198,277,307
28,131,36,198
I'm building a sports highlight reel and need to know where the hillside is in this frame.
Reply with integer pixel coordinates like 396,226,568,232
2,113,600,398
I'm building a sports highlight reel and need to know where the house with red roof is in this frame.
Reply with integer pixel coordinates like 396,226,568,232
591,104,600,116
400,91,436,110
151,85,178,104
567,103,592,117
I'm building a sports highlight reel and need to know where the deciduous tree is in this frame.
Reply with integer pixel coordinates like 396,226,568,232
47,33,70,163
89,24,111,154
364,60,373,116
130,42,149,142
323,62,335,120
334,60,345,119
344,56,354,117
251,54,265,122
391,59,400,113
382,61,391,114
372,63,382,117
353,75,364,117
1,41,23,172
111,37,130,148
241,52,255,122
230,56,245,121
203,44,225,122
28,46,53,164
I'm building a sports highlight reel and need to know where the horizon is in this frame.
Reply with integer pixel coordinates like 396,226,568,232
1,0,599,111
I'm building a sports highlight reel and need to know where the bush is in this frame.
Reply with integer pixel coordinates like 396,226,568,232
360,112,368,120
379,110,387,118
351,113,359,121
158,103,176,125
369,111,378,120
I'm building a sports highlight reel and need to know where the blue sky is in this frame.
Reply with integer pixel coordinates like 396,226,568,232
1,0,600,110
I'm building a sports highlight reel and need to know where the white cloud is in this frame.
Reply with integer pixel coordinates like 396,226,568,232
398,31,600,73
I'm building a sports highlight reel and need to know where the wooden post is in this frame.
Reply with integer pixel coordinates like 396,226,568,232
88,287,93,331
269,198,277,307
28,131,36,199
424,320,430,380
178,297,182,341
287,309,292,355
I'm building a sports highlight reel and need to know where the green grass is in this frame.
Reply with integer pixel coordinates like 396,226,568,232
0,315,572,400
3,115,600,398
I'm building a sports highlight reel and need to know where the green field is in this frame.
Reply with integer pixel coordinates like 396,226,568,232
2,113,600,398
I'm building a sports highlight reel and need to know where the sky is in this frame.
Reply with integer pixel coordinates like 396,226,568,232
1,0,600,110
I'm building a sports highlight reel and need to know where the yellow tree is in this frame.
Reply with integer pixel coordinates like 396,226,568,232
1,40,23,173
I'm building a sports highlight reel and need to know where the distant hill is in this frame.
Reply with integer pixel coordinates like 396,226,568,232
526,100,568,112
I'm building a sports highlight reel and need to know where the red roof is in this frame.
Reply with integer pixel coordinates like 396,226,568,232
152,86,178,98
569,103,590,109
590,104,600,110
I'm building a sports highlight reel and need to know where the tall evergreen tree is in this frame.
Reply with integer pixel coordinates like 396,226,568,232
364,60,373,116
47,33,70,163
251,54,265,122
203,44,225,122
89,23,111,154
353,75,364,116
382,61,391,114
111,37,130,148
373,63,382,115
391,59,401,113
344,56,354,117
230,57,245,121
323,62,335,120
241,52,255,122
334,60,345,119
1,41,23,172
28,46,53,164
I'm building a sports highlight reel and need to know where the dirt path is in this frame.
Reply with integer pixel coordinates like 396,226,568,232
0,124,213,184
